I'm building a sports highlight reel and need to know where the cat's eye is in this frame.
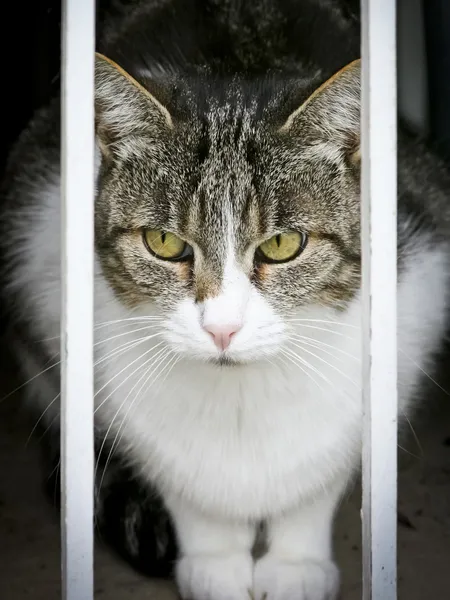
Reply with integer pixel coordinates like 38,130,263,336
256,231,307,264
143,229,193,261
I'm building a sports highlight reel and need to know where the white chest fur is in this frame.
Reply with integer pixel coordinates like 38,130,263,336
98,352,362,520
95,246,449,521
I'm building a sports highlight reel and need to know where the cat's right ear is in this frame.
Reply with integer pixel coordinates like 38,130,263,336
280,59,360,163
95,53,173,157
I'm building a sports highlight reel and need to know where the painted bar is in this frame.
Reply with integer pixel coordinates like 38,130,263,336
60,1,96,599
361,1,398,599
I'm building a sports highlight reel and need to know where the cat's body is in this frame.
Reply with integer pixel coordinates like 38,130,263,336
2,1,450,599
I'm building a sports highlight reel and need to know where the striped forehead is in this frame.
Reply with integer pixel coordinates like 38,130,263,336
190,102,257,222
183,101,262,299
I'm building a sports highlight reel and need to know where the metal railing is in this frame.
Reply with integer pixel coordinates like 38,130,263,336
61,1,95,599
361,1,398,598
60,0,398,598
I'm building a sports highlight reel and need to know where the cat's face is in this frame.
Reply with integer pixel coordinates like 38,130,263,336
95,55,361,364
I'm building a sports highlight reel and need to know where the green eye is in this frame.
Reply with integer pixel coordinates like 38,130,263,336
143,229,192,261
257,232,306,264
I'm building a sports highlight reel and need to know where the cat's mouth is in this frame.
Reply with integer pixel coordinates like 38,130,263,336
210,355,242,368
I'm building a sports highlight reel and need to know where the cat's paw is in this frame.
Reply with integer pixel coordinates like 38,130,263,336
253,554,340,600
176,553,253,600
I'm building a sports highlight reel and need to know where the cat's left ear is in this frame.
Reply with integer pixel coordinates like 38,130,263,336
281,59,360,163
94,53,173,157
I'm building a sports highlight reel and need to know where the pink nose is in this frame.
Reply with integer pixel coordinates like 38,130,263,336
204,324,241,351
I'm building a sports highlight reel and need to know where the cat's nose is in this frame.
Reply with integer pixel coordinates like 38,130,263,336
204,324,242,351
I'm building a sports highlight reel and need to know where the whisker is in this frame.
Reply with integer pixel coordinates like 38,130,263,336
288,334,360,362
94,324,162,347
289,348,340,388
401,413,424,457
280,348,330,396
284,323,355,340
94,337,150,370
95,347,170,486
94,316,164,330
25,393,60,447
46,459,61,508
37,413,60,443
108,352,182,469
397,443,422,460
96,347,174,497
281,347,354,406
289,337,350,366
37,316,165,343
287,341,359,387
0,360,61,404
285,318,359,329
2,332,155,404
94,341,166,414
104,351,181,474
399,348,450,397
93,332,162,370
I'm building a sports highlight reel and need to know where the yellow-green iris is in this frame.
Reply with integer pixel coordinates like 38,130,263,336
143,229,189,260
257,232,305,263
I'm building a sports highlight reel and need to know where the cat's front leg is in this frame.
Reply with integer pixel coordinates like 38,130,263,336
166,495,255,600
253,485,343,600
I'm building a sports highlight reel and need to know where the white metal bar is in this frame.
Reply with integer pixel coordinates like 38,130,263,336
61,1,96,599
361,1,398,599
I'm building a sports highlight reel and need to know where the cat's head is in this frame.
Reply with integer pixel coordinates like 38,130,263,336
94,55,361,365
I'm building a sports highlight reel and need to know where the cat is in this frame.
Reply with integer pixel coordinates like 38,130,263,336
2,1,450,599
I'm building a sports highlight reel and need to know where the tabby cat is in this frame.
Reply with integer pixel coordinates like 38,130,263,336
2,1,450,599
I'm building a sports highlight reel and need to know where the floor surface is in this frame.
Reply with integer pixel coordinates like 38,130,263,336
1,353,449,600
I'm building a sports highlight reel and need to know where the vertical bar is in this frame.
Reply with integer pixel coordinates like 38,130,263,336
361,1,398,599
61,1,96,599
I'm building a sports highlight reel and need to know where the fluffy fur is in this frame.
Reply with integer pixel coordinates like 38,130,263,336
2,1,450,599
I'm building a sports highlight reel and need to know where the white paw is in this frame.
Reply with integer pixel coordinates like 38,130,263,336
253,554,340,600
176,553,253,600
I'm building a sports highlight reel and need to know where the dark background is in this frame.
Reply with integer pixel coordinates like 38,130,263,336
0,0,449,174
424,0,450,156
1,1,61,173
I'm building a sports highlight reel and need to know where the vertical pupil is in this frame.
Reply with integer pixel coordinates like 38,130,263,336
276,234,281,247
161,232,166,244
